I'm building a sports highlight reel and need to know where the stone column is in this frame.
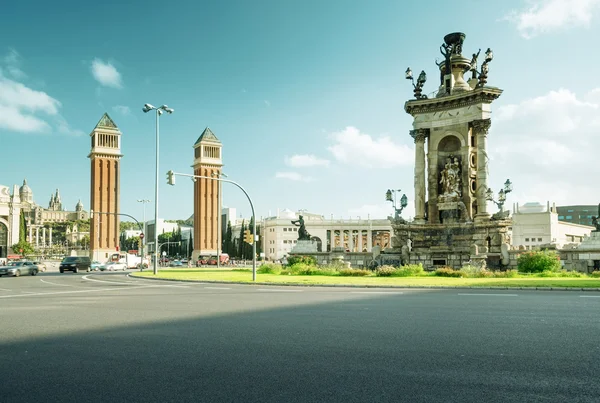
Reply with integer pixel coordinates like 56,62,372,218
49,227,53,246
411,129,428,224
473,119,491,221
357,231,363,253
28,226,32,244
35,227,39,247
42,227,46,247
367,230,373,252
348,230,354,252
427,152,439,224
329,230,335,251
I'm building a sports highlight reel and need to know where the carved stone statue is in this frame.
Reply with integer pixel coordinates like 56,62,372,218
439,156,461,197
291,215,311,240
469,49,481,80
440,44,451,80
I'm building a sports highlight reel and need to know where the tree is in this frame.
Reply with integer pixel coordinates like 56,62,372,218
223,221,233,255
79,235,90,250
238,220,245,258
120,221,139,232
12,240,34,256
19,211,27,243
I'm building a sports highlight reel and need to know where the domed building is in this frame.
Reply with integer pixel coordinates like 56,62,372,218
0,179,90,257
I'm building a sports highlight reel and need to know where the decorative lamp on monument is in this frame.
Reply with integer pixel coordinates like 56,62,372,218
486,179,513,214
405,67,428,100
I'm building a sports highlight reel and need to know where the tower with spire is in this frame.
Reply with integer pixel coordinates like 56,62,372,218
192,127,223,261
88,113,122,260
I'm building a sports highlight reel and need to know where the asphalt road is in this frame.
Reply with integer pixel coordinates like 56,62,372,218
1,272,599,403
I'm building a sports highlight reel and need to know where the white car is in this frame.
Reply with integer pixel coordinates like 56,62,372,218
106,262,127,271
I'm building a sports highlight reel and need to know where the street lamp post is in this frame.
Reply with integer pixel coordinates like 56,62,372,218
168,171,258,281
142,103,174,275
137,199,151,270
212,171,228,268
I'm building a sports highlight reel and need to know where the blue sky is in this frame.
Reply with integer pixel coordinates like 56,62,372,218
2,0,600,222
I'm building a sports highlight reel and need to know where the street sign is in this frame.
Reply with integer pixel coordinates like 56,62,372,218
162,251,166,256
140,233,144,239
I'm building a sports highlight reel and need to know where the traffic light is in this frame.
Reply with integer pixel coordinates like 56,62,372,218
243,229,254,245
167,170,176,185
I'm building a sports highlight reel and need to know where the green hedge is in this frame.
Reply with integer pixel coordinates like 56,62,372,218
517,250,561,273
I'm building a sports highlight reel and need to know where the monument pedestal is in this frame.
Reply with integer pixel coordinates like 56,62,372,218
290,239,318,254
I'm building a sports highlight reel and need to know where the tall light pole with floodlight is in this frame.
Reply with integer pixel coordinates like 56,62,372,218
137,199,151,268
142,103,174,275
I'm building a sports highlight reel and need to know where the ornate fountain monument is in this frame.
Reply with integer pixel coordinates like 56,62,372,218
393,32,511,269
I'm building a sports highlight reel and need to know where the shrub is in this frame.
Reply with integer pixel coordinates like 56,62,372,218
517,250,561,273
375,265,397,277
397,263,425,276
434,268,463,277
257,263,282,274
338,269,371,277
460,265,490,278
590,271,600,278
288,263,317,275
287,255,317,266
492,270,519,278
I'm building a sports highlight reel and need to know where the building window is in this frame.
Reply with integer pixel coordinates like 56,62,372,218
293,228,297,231
283,228,287,231
558,216,564,219
525,238,529,242
565,215,572,219
538,238,542,242
567,209,574,213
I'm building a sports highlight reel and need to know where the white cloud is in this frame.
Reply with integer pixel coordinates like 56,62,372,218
0,53,80,135
275,172,313,182
506,0,600,38
91,58,122,89
327,126,414,168
284,154,330,168
490,87,600,205
3,49,26,79
113,105,131,116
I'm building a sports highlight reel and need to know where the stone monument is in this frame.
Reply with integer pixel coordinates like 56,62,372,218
393,32,511,269
290,215,318,254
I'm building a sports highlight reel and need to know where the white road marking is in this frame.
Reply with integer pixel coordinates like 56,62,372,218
204,287,231,290
21,291,37,294
84,275,192,288
82,275,139,285
458,293,518,297
257,288,303,292
40,279,71,287
580,295,600,298
0,285,155,299
0,287,12,292
351,291,404,294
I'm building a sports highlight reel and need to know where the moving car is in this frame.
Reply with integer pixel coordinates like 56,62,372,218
59,256,92,273
106,262,127,271
33,261,47,272
0,261,39,277
91,261,106,271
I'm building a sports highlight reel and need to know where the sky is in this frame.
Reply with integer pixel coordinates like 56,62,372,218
2,0,600,223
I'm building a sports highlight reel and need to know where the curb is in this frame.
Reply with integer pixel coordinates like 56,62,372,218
127,274,600,292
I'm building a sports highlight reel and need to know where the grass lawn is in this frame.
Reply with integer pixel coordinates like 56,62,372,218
131,269,600,288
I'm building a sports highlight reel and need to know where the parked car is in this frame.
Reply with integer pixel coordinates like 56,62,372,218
91,261,106,271
33,261,47,272
0,261,39,277
170,260,183,267
106,262,127,271
59,256,92,273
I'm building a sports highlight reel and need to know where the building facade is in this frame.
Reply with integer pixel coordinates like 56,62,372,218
511,202,593,250
89,113,122,260
556,205,598,227
259,209,392,261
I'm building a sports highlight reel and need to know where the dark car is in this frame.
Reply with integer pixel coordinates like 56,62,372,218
0,261,39,277
59,256,92,273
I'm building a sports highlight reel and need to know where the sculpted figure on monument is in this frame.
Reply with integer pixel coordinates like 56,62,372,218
291,215,311,240
592,203,600,232
440,156,461,197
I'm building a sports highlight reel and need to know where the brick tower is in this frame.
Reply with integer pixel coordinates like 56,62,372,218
191,127,223,261
88,113,122,261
